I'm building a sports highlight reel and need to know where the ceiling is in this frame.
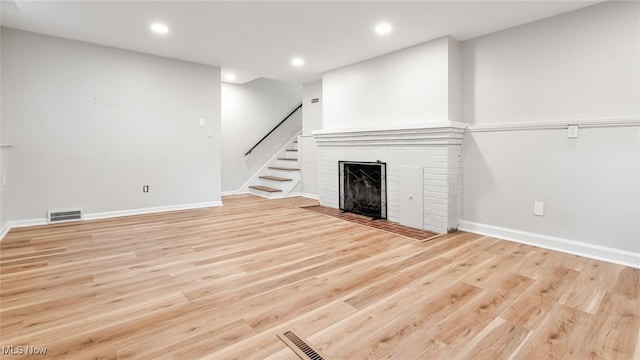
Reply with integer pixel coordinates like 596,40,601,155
1,1,603,84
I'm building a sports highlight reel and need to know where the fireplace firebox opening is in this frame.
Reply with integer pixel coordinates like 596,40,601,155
339,160,387,220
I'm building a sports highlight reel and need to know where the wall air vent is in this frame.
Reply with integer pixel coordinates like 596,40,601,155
310,98,320,103
47,209,83,224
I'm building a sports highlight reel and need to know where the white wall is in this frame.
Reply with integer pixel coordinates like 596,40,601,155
0,142,4,234
299,80,322,197
463,2,638,125
461,1,640,256
0,27,5,233
448,37,462,125
323,36,461,131
463,128,639,252
302,80,322,136
1,28,222,222
221,78,301,192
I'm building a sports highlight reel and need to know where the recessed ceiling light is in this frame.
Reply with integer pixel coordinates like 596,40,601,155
291,58,305,67
375,23,392,35
225,74,237,82
150,23,169,34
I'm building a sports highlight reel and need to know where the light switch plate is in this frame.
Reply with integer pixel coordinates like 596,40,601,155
199,118,205,127
207,128,213,137
534,201,544,216
568,125,579,138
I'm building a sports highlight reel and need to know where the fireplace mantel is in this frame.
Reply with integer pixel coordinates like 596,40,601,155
313,121,466,234
313,122,467,147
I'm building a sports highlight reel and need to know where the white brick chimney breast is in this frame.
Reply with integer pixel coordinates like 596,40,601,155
313,122,466,234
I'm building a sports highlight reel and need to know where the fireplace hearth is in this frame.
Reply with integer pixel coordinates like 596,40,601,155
339,161,387,219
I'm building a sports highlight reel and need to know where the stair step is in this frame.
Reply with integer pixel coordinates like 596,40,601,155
269,166,300,171
277,158,298,161
259,175,292,182
249,185,282,193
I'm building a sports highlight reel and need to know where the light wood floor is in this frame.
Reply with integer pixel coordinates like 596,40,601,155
1,195,638,359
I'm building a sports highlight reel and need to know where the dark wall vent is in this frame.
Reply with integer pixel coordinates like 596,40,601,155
47,209,83,224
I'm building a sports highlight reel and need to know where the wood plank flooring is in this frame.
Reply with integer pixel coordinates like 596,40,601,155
1,194,638,359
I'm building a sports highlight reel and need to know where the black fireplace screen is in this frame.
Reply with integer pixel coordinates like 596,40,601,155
339,161,387,219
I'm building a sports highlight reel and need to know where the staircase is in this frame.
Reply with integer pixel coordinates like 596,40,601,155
247,136,301,199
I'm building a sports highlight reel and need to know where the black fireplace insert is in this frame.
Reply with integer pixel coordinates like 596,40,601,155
339,160,387,219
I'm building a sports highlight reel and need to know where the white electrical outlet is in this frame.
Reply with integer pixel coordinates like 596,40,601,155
199,118,205,127
568,125,579,138
534,201,544,216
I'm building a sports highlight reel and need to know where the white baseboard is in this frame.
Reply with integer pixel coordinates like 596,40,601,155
247,191,275,200
0,222,11,242
459,220,640,269
221,191,249,197
0,201,224,242
0,218,48,243
83,201,223,221
8,218,48,228
300,193,319,200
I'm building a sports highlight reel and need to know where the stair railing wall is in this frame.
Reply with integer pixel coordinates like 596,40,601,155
244,104,303,156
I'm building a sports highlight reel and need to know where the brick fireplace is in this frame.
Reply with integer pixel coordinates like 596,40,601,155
313,122,466,234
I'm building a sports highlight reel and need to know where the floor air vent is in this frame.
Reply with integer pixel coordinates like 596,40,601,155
277,331,325,360
47,209,83,223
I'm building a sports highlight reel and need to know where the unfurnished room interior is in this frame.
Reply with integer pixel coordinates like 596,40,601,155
0,1,638,359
